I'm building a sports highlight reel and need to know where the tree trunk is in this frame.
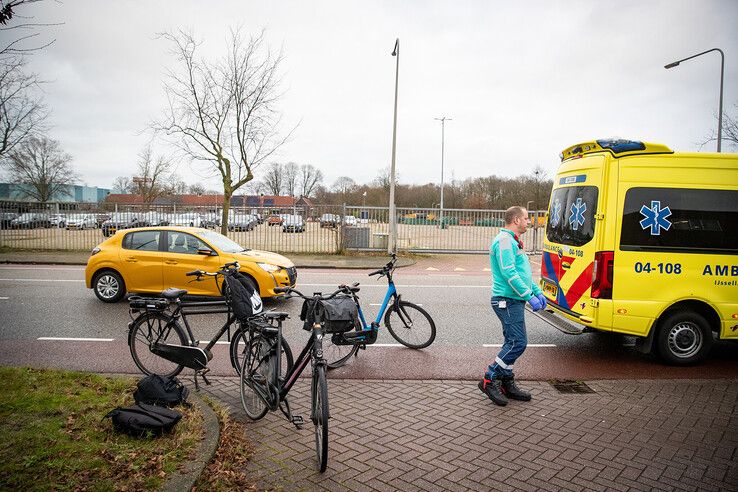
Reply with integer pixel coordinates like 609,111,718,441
220,191,232,236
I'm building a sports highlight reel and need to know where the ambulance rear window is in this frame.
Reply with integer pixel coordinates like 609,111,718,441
546,186,599,247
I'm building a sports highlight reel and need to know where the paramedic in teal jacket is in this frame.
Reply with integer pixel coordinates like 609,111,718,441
479,206,546,406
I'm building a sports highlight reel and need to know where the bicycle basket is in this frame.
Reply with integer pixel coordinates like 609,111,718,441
224,272,263,321
300,296,359,334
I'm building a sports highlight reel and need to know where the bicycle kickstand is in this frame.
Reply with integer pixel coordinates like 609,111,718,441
193,367,211,391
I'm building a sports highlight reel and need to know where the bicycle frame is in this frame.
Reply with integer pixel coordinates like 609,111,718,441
356,279,398,330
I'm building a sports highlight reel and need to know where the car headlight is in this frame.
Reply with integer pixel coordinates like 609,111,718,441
257,263,280,272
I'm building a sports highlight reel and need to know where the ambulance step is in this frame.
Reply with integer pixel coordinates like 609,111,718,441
530,308,588,335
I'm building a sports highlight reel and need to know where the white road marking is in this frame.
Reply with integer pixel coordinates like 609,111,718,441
0,297,9,300
425,267,439,271
38,337,115,342
366,343,404,347
369,303,424,307
0,278,83,282
483,343,557,347
454,267,466,271
483,268,491,271
299,283,488,288
0,266,83,271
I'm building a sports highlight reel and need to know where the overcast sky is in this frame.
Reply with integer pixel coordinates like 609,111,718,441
7,0,738,192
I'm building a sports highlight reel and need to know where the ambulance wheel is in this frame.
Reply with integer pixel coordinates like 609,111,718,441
656,310,713,365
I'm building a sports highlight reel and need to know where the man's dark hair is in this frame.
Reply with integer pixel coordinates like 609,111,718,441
504,206,526,226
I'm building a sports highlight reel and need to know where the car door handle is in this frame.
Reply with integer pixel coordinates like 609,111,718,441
561,261,571,269
125,257,137,263
165,260,178,265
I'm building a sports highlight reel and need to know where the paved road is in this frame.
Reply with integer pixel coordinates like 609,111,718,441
1,262,736,379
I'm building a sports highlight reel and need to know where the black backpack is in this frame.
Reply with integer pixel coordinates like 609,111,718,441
133,374,190,407
224,272,263,321
105,403,182,437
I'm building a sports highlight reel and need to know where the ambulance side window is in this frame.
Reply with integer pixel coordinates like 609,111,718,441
545,186,599,247
620,188,738,254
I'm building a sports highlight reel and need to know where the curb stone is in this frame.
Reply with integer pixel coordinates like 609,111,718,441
160,394,220,492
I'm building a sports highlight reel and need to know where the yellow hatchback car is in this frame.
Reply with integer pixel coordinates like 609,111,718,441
85,226,297,302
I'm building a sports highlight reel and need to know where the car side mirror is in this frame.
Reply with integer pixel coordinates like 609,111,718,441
197,248,216,256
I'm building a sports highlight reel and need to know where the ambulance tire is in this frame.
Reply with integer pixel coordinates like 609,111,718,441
656,310,713,365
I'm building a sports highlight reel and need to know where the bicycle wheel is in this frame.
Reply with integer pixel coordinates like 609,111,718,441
239,334,271,420
312,364,329,472
231,327,294,377
128,312,187,377
384,300,436,349
323,331,359,369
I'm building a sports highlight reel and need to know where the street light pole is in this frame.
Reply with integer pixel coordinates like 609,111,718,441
434,116,452,229
665,48,725,152
389,38,400,254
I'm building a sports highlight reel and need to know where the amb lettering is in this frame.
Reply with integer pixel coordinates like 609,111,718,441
703,264,738,286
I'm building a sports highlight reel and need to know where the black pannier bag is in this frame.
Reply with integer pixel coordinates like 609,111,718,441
105,403,182,437
300,296,359,333
224,272,263,320
134,374,190,407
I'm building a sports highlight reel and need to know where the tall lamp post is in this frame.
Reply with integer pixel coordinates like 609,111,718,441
434,116,452,229
389,38,400,254
665,48,725,152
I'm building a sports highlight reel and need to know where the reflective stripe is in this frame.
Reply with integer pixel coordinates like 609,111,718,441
494,356,513,370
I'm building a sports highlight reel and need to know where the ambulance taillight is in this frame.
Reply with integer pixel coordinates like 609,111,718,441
591,251,614,299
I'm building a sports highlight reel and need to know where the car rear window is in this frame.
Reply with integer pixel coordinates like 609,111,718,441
546,186,599,247
123,230,161,251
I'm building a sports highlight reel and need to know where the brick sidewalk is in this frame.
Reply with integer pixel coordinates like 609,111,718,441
199,377,738,491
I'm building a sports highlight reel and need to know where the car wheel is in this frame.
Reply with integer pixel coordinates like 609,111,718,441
656,310,713,365
93,270,126,303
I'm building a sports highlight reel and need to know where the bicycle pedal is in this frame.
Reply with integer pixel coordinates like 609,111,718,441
291,415,304,428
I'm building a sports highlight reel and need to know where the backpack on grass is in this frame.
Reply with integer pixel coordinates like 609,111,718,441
105,403,182,437
133,374,189,407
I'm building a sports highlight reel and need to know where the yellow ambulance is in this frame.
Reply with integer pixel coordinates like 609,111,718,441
540,139,738,364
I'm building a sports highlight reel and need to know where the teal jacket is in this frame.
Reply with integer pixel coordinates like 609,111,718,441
490,228,541,301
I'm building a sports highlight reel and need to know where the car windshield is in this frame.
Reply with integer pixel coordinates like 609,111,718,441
198,230,249,253
17,213,36,220
109,213,136,222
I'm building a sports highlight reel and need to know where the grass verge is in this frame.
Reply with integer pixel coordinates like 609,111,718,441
193,397,257,491
0,367,203,491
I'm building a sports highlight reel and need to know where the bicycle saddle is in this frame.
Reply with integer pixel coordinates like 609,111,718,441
161,288,188,299
262,311,289,321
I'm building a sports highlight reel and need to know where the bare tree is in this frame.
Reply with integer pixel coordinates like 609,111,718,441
261,162,284,195
1,0,60,56
188,183,205,195
153,27,293,234
332,176,357,195
131,146,174,207
3,134,77,202
112,176,132,194
702,101,738,151
283,161,298,197
298,163,323,197
0,56,48,157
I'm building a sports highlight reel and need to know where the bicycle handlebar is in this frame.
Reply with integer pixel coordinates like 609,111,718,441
368,254,398,278
185,261,240,279
276,285,349,301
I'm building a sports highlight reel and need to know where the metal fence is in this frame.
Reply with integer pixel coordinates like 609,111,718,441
0,200,544,254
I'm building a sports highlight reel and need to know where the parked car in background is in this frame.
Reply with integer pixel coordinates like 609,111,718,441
95,213,111,227
0,212,19,229
343,215,358,226
85,226,297,302
139,211,170,226
66,214,98,230
228,214,257,232
320,213,339,228
49,214,67,228
10,213,51,229
170,213,204,228
200,212,220,229
267,214,284,226
282,214,305,233
101,213,147,237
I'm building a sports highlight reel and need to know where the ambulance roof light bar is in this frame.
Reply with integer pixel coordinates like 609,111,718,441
560,139,673,161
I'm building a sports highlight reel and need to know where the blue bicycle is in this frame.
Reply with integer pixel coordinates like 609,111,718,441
323,254,437,368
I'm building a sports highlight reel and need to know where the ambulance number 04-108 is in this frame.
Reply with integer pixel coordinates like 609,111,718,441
634,262,682,274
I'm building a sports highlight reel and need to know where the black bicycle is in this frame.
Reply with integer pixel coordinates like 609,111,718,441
127,262,293,387
239,285,357,472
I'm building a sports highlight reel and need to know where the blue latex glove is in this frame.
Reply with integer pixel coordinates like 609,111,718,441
527,295,543,312
536,293,548,310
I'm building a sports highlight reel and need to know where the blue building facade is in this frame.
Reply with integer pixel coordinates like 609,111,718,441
0,183,111,203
